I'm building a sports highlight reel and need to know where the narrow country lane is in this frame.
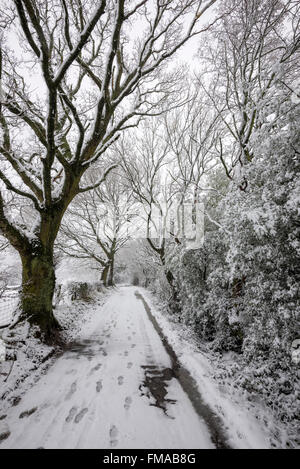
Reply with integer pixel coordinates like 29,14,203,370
1,286,219,449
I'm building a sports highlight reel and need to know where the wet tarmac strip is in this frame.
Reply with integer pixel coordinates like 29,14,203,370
134,291,231,449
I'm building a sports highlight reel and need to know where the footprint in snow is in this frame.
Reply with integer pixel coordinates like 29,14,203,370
117,376,124,385
124,396,132,410
109,425,119,447
127,362,133,369
90,363,102,375
65,381,77,400
65,406,77,423
96,380,103,393
100,348,108,356
19,407,38,419
131,344,136,349
124,351,129,357
74,408,88,423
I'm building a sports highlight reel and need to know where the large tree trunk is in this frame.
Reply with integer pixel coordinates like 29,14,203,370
19,211,63,342
101,264,109,287
107,255,114,286
1,175,80,343
21,251,60,341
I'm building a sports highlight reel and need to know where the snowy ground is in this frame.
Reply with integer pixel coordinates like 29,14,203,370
0,286,213,449
0,286,285,449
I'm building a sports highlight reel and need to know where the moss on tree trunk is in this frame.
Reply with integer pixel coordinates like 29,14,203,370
107,256,114,286
21,252,61,342
101,264,109,287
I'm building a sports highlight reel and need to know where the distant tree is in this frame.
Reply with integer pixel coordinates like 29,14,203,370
57,170,135,287
121,119,180,308
121,102,218,310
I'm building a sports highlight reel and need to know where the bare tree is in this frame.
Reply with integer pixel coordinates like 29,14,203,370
0,0,217,339
116,238,162,286
57,170,135,286
121,103,218,310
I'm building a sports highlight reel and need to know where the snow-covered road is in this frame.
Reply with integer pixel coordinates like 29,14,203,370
0,286,217,449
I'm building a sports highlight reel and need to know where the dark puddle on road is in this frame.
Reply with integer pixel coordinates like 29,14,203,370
135,291,231,450
139,365,176,417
